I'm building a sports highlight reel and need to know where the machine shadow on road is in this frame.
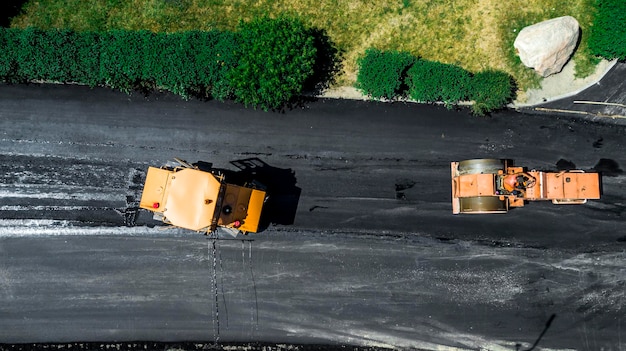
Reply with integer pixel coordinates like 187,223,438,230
202,157,302,232
591,158,623,177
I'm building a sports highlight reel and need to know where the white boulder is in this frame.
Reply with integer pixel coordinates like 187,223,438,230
514,16,580,77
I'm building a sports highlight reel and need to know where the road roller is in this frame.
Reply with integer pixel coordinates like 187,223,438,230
139,158,267,234
451,159,601,214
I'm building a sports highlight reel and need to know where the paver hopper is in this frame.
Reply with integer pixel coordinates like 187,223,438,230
139,158,267,234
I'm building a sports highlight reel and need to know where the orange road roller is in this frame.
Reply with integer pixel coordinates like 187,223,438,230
451,159,601,214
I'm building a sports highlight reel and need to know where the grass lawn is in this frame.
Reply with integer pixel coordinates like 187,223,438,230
11,0,600,98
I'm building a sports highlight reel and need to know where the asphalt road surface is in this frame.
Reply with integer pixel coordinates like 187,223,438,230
0,83,624,351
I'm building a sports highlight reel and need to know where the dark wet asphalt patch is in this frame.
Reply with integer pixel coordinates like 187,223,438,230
394,178,416,200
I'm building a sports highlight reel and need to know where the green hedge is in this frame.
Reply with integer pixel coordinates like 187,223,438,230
193,30,238,100
0,28,22,83
406,59,471,104
0,17,319,110
141,30,237,99
356,48,416,100
16,27,67,82
470,70,516,116
69,31,101,86
588,0,626,60
7,28,101,86
98,30,151,92
228,17,317,110
356,49,514,114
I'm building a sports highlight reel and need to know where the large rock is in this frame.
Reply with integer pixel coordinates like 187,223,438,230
514,16,580,77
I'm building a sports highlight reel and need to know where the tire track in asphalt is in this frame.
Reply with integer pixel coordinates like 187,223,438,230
0,154,143,226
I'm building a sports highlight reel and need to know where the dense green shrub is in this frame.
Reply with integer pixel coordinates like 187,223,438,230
99,30,154,92
140,30,237,99
356,48,513,114
67,31,101,86
228,17,317,110
191,30,238,100
302,28,342,94
0,27,100,84
140,32,169,90
15,27,80,82
0,20,322,109
15,27,57,81
406,59,472,105
0,28,22,83
470,70,515,115
588,0,626,60
356,48,416,100
142,31,196,96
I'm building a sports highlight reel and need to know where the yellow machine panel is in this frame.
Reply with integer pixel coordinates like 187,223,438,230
139,167,171,214
163,168,222,231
